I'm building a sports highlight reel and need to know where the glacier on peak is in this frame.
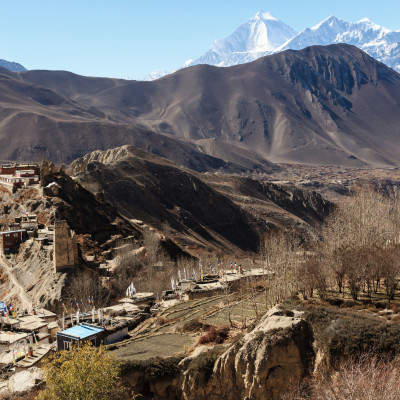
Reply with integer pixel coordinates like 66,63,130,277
251,11,279,21
143,11,296,80
279,16,400,71
144,13,400,80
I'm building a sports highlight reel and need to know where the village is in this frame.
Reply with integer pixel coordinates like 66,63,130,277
0,162,268,395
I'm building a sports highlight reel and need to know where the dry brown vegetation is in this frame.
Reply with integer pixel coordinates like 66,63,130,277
283,355,400,400
65,270,110,310
261,185,400,306
198,326,230,345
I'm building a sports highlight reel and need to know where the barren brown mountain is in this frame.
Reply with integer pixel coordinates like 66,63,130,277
70,145,331,253
1,43,399,168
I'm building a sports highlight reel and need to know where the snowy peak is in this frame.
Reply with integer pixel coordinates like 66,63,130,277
278,16,400,72
281,15,393,49
251,11,279,22
144,13,400,80
279,16,351,50
185,11,297,68
311,15,346,30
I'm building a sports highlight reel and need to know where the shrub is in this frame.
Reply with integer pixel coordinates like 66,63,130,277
198,326,229,345
157,316,168,326
37,343,125,400
305,305,400,364
341,300,356,308
312,356,400,400
327,298,343,307
181,318,208,333
121,356,182,382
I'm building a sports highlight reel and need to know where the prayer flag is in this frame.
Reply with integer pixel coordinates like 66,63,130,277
8,302,15,318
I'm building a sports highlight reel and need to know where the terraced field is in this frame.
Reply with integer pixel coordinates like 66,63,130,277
109,292,269,361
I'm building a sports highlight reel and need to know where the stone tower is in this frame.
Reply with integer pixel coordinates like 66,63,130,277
53,220,78,272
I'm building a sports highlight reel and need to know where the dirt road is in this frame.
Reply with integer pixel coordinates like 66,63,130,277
0,254,31,311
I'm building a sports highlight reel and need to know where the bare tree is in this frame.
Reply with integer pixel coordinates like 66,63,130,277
262,231,303,306
312,356,400,400
321,185,400,300
66,270,110,311
143,229,161,264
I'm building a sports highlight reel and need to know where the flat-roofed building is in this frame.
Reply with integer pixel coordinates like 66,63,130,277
0,331,29,353
1,229,27,252
56,323,105,351
0,163,40,190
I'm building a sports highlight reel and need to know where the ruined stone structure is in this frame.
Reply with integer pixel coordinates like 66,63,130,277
53,220,78,272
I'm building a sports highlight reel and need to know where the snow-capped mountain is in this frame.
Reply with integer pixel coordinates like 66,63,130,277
144,11,297,79
145,13,400,80
0,59,27,72
184,11,297,68
278,16,400,72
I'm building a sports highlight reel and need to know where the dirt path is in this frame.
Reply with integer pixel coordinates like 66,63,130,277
0,254,31,311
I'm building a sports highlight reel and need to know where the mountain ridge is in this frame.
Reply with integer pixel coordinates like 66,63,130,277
1,44,399,169
146,12,400,80
0,59,26,72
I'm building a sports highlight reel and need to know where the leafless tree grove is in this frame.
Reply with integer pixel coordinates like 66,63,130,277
283,356,400,400
262,185,400,303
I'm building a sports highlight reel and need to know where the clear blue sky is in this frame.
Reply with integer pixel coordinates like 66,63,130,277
1,0,399,80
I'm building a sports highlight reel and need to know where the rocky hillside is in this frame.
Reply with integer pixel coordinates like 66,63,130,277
70,145,331,254
0,163,146,308
120,299,400,400
0,44,398,169
179,307,314,400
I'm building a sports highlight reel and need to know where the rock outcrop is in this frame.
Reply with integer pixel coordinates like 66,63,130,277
70,145,332,254
123,307,315,400
181,307,314,400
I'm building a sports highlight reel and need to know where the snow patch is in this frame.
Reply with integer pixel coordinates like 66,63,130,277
144,13,400,80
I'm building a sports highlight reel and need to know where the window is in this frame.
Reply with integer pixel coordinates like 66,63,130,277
86,336,96,347
63,341,70,350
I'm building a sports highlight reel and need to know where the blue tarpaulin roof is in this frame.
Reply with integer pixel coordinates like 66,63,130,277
57,324,104,339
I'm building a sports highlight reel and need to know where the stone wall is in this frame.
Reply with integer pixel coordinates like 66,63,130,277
53,220,78,272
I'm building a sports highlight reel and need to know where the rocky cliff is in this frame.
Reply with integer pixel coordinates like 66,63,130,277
123,307,315,400
70,145,332,254
181,308,314,400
